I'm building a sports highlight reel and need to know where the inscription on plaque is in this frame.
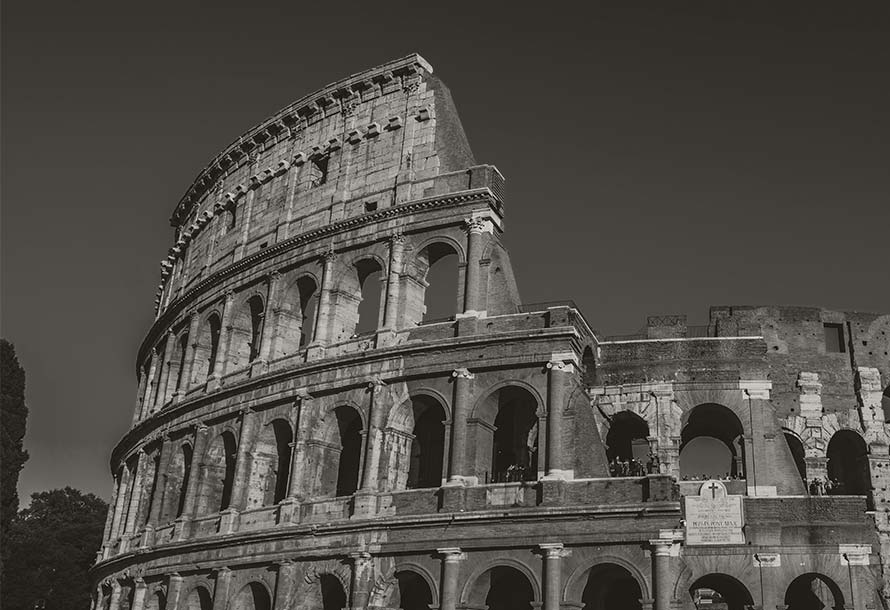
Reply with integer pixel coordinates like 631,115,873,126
684,480,745,546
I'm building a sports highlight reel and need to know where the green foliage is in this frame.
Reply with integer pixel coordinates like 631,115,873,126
1,339,29,575
2,488,108,610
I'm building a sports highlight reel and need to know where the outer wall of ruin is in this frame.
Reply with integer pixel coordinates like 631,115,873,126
91,54,890,610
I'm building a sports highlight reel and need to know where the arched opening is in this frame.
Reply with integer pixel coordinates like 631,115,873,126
320,575,347,610
470,386,539,483
581,346,596,387
160,443,192,523
246,419,294,508
101,584,113,610
466,566,534,610
148,343,165,409
230,295,265,369
785,432,807,486
274,276,318,358
334,407,363,496
784,573,845,610
393,570,433,610
581,563,643,610
141,452,161,525
231,582,272,610
172,332,189,395
606,411,650,477
883,385,890,422
407,396,447,489
145,591,166,610
689,573,754,610
185,587,212,610
827,430,870,495
193,313,222,385
420,242,460,322
197,431,237,515
355,259,384,335
680,404,745,480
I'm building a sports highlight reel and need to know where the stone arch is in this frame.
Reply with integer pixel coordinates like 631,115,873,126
297,563,350,610
273,273,319,358
160,442,192,523
605,411,650,474
196,429,237,515
680,403,746,479
826,428,870,495
312,404,364,498
139,450,162,526
391,563,439,609
579,563,645,610
229,293,265,369
688,573,754,610
461,559,540,610
581,345,596,386
162,330,190,403
470,383,543,483
231,581,272,610
784,572,845,610
185,586,212,610
406,239,462,325
246,418,293,508
385,394,448,490
564,556,651,603
145,589,166,610
783,429,808,486
193,310,222,385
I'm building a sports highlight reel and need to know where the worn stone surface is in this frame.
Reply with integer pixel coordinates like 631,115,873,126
91,55,890,610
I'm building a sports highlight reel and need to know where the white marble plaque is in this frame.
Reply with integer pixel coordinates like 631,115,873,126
684,480,745,546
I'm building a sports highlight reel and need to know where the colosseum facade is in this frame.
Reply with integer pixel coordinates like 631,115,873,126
92,54,890,610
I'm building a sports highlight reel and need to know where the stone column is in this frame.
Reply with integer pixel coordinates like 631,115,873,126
349,552,373,609
285,389,313,503
231,408,259,511
103,475,121,543
255,271,282,372
147,437,173,526
382,233,406,331
167,574,184,610
354,380,387,516
309,250,337,352
545,359,574,479
650,539,674,610
211,568,234,610
124,451,148,534
111,466,131,538
438,548,465,610
447,369,474,484
176,311,202,399
108,580,123,610
141,353,160,416
208,291,235,387
539,543,565,610
132,579,148,610
181,424,210,521
462,218,488,316
156,331,177,410
273,560,298,610
133,373,149,424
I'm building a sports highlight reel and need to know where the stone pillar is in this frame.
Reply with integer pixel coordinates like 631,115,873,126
141,353,161,416
133,373,149,424
545,359,574,480
354,380,387,516
650,539,674,610
147,437,172,526
539,543,565,610
462,218,488,316
124,451,148,534
208,291,235,387
156,331,177,410
132,579,148,610
382,233,406,331
231,408,259,511
103,475,121,542
254,271,282,372
176,311,202,399
285,389,313,503
111,466,131,538
309,250,337,352
438,548,465,610
349,552,373,609
274,560,298,610
181,424,210,521
447,369,474,484
108,580,123,610
167,574,184,610
211,568,234,610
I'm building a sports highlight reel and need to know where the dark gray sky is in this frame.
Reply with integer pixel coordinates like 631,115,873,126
3,1,888,502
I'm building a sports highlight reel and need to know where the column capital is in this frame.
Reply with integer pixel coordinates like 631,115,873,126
538,542,569,558
194,422,210,433
321,247,337,263
239,406,255,418
223,290,236,303
294,387,313,402
452,368,474,380
464,217,494,235
546,360,575,374
741,380,772,400
367,377,387,392
348,551,372,563
437,547,466,561
390,231,406,246
648,539,676,556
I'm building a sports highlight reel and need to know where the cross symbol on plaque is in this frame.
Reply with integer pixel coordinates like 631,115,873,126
707,481,720,498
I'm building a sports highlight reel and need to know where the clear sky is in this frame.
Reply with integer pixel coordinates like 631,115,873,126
3,1,888,502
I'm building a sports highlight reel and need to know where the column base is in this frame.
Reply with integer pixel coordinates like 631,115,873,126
444,475,471,487
306,344,326,361
455,310,487,319
206,376,222,392
542,469,571,481
139,525,155,548
219,507,240,534
351,492,378,518
249,359,268,377
173,516,192,541
277,497,300,524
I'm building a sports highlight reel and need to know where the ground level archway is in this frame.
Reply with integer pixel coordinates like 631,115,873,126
784,572,845,610
581,563,644,610
689,573,754,610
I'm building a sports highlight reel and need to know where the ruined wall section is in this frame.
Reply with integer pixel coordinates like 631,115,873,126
710,306,890,420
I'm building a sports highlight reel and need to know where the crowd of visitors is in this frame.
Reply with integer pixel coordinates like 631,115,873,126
808,477,845,495
680,472,744,481
608,453,661,477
